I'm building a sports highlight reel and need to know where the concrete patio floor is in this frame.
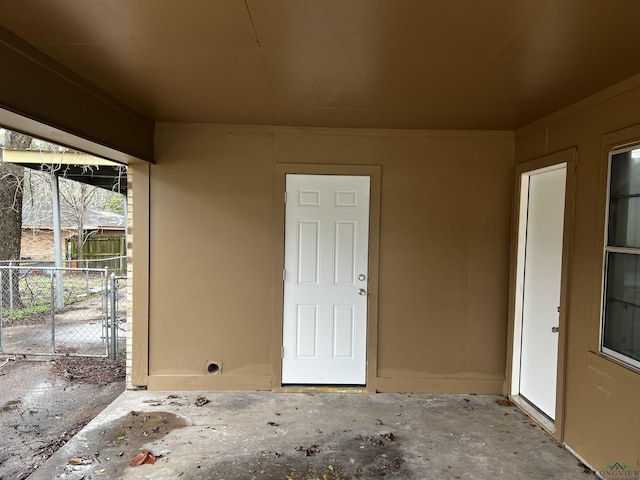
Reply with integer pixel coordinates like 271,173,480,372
28,391,594,480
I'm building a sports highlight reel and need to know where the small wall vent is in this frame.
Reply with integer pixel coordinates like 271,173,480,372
207,361,222,375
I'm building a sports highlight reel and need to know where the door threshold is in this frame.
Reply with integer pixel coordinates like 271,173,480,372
510,395,556,435
275,385,372,394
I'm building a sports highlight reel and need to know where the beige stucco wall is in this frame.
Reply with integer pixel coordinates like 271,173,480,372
138,78,640,469
515,78,640,470
144,125,514,392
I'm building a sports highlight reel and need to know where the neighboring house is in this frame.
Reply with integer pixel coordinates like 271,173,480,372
21,203,125,260
1,3,640,472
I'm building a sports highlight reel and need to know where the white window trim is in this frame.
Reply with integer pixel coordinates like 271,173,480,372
600,144,640,371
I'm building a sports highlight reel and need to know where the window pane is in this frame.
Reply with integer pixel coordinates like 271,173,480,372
603,252,640,363
608,149,640,248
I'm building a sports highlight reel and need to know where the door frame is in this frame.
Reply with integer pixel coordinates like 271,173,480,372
505,148,576,441
271,163,382,391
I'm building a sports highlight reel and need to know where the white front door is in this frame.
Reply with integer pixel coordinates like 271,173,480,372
519,166,566,420
282,174,370,385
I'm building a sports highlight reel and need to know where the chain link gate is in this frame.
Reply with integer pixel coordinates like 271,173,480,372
0,265,125,359
107,273,128,360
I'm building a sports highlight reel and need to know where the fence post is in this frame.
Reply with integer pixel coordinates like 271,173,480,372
50,272,56,354
8,260,13,318
102,268,108,354
85,260,89,294
51,173,65,309
0,269,4,354
110,273,117,360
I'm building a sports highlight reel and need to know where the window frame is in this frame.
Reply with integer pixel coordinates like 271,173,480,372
601,144,640,371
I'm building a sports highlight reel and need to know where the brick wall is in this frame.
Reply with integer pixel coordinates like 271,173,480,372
21,228,73,260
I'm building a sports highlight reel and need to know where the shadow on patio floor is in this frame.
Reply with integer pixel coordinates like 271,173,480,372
28,391,592,479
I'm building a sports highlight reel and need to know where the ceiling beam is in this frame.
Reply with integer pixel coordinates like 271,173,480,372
0,26,154,164
3,149,127,194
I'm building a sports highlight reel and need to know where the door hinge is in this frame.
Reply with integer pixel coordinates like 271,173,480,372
283,269,286,281
284,191,287,203
281,346,284,358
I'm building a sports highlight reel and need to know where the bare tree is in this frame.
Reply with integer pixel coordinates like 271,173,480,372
0,131,32,261
22,165,124,265
0,131,33,308
59,180,98,262
3,134,124,269
0,163,24,261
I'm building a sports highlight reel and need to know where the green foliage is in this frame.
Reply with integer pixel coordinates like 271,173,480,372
105,194,125,214
2,303,50,323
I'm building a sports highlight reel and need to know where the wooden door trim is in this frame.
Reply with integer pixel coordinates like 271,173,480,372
505,148,576,441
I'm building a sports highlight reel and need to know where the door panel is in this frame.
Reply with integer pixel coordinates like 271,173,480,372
298,221,320,284
283,174,370,384
520,166,566,420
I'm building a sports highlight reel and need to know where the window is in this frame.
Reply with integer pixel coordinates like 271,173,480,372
602,145,640,369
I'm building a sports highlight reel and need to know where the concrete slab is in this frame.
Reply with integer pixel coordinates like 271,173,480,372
28,391,592,480
0,357,124,480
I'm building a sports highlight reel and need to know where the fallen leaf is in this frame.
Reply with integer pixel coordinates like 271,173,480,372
95,468,106,474
194,396,209,407
68,457,91,465
295,445,319,456
117,435,125,440
381,432,395,442
130,451,157,466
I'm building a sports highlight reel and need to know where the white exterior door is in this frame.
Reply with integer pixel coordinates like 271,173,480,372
282,174,370,385
519,166,566,420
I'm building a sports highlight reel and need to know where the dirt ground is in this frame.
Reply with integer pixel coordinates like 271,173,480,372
0,355,125,480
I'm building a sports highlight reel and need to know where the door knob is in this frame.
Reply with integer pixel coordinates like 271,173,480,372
551,326,559,333
358,289,367,296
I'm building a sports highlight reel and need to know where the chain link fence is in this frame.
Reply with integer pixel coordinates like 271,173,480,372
108,274,127,360
0,263,126,359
